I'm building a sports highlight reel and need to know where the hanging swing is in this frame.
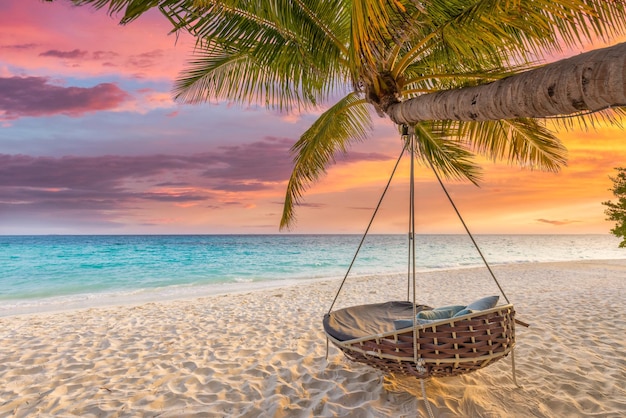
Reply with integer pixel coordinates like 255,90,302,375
323,125,521,380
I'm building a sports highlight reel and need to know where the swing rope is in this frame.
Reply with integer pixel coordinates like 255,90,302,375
407,127,419,365
424,157,510,304
326,138,409,315
327,123,512,311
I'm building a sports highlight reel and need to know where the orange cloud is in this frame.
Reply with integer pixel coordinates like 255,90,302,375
536,219,582,226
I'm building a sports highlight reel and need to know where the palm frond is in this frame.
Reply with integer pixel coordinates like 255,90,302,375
401,63,530,99
169,0,351,110
349,0,398,61
68,0,183,23
414,122,482,185
280,93,371,229
391,0,626,84
546,106,626,131
460,119,568,172
349,0,416,84
70,0,352,110
173,43,324,110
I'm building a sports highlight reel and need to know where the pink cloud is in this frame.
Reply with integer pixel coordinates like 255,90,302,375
0,137,389,216
1,43,38,50
0,76,131,120
203,136,388,190
0,0,193,80
127,50,165,69
39,49,88,59
92,51,119,60
294,202,326,209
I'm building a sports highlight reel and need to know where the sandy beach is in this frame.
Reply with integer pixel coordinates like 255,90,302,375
1,259,625,417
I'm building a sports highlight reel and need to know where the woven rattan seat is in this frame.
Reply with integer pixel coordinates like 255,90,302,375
324,302,515,379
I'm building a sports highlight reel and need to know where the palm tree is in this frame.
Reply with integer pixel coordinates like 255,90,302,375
59,0,626,229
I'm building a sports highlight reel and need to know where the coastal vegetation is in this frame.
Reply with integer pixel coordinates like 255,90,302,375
603,167,626,247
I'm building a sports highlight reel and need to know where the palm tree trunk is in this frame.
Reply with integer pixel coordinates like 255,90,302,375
387,42,626,124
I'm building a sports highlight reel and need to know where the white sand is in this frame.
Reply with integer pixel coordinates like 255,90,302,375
1,260,625,417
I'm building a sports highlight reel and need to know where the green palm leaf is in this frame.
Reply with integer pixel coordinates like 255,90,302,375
170,0,350,110
173,43,323,110
281,93,371,229
414,122,482,185
460,119,568,172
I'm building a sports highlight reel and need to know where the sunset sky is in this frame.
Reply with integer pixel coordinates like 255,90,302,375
1,0,625,235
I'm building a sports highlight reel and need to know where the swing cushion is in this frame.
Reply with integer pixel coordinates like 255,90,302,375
394,305,466,329
393,299,498,328
430,305,466,316
452,308,474,317
417,308,455,321
452,296,499,317
325,302,433,341
466,295,499,311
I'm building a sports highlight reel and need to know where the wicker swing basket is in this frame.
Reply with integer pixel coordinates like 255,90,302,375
324,129,520,380
325,304,516,379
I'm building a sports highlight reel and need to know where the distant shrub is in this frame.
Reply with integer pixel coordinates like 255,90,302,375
603,167,626,247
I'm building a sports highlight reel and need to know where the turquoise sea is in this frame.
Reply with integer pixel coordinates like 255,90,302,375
1,234,624,316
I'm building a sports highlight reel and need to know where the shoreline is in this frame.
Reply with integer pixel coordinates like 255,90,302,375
1,259,625,416
3,234,624,319
2,258,624,319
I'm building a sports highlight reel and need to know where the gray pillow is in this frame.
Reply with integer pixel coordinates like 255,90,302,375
466,295,499,311
394,306,461,329
452,308,474,317
417,309,455,320
432,305,466,316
